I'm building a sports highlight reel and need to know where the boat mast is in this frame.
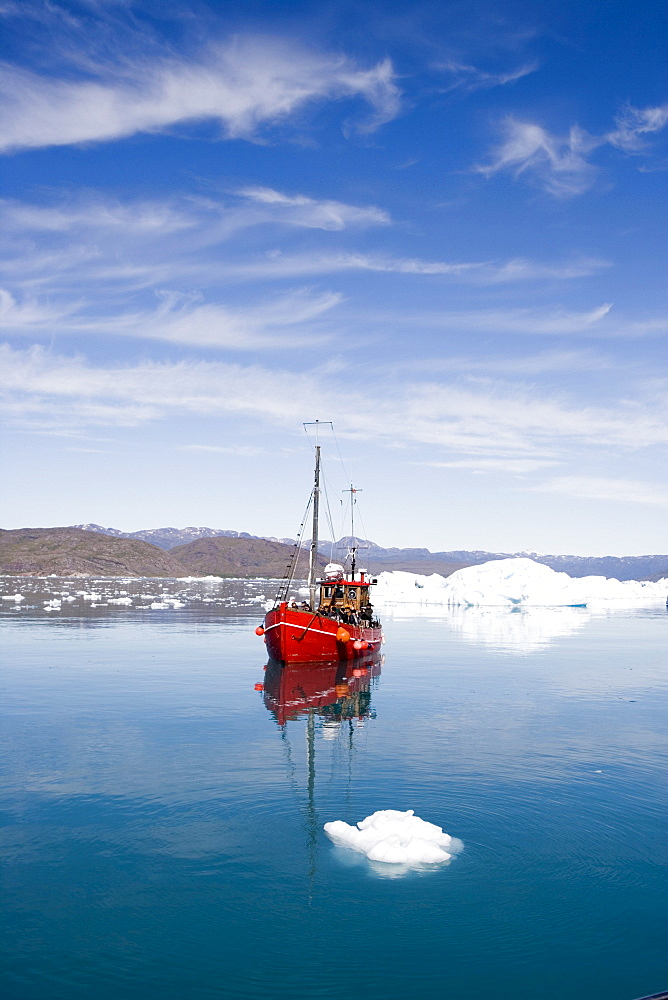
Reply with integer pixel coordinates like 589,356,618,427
303,420,333,608
343,483,362,579
308,444,320,609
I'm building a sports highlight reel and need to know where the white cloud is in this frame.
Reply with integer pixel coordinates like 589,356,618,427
421,458,559,474
221,251,608,283
477,102,668,197
227,251,484,279
0,288,78,328
476,117,600,197
235,187,390,230
0,197,196,234
607,103,668,152
479,257,611,283
3,345,668,464
0,37,401,154
375,302,617,336
534,476,668,507
180,444,261,456
399,349,617,376
438,59,538,93
0,285,342,348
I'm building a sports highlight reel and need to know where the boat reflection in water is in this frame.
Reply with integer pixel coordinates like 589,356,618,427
263,651,382,726
262,651,382,890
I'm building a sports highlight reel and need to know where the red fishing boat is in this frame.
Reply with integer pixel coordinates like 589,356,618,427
256,428,384,664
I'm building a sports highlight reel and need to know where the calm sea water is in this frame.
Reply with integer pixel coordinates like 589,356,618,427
1,578,667,1000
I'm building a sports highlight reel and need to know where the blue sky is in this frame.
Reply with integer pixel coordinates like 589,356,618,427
1,0,666,555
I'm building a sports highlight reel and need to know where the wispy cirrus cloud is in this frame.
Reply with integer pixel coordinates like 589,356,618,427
0,287,79,328
476,118,600,197
420,457,559,474
0,197,197,235
207,251,609,283
3,345,667,464
437,59,538,93
0,36,401,154
477,102,668,196
372,302,617,336
235,187,390,230
0,286,342,349
534,476,668,507
396,348,619,377
0,187,389,246
180,444,262,456
0,192,613,332
607,103,668,152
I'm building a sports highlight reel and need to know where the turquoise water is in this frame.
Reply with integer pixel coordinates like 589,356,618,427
1,579,667,1000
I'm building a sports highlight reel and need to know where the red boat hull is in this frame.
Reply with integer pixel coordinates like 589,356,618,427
262,602,383,663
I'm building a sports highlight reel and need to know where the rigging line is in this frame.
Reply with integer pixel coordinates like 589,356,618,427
354,502,371,553
320,469,337,560
304,421,340,562
330,424,353,487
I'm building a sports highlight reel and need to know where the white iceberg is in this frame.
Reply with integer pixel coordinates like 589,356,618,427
374,557,667,608
324,809,460,867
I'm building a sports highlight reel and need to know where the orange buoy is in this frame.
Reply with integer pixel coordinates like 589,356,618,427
352,668,363,677
254,682,264,691
255,626,265,636
336,627,350,643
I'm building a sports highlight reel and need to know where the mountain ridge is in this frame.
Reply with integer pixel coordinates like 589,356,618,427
0,528,312,579
68,524,668,581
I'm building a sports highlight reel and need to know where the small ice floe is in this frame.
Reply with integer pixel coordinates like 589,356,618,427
324,809,461,868
2,594,24,602
44,599,61,611
150,601,170,609
108,597,133,605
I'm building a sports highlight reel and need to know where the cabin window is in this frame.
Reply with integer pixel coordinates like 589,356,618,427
323,586,332,598
335,586,344,599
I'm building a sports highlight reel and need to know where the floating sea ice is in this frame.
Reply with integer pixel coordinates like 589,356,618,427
375,557,668,608
2,594,24,601
324,809,459,866
108,597,133,605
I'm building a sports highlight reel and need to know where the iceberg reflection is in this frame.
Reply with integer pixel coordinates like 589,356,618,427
444,604,591,654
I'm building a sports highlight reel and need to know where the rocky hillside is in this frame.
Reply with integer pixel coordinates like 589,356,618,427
170,535,327,578
0,528,188,578
4,525,667,581
70,525,668,581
